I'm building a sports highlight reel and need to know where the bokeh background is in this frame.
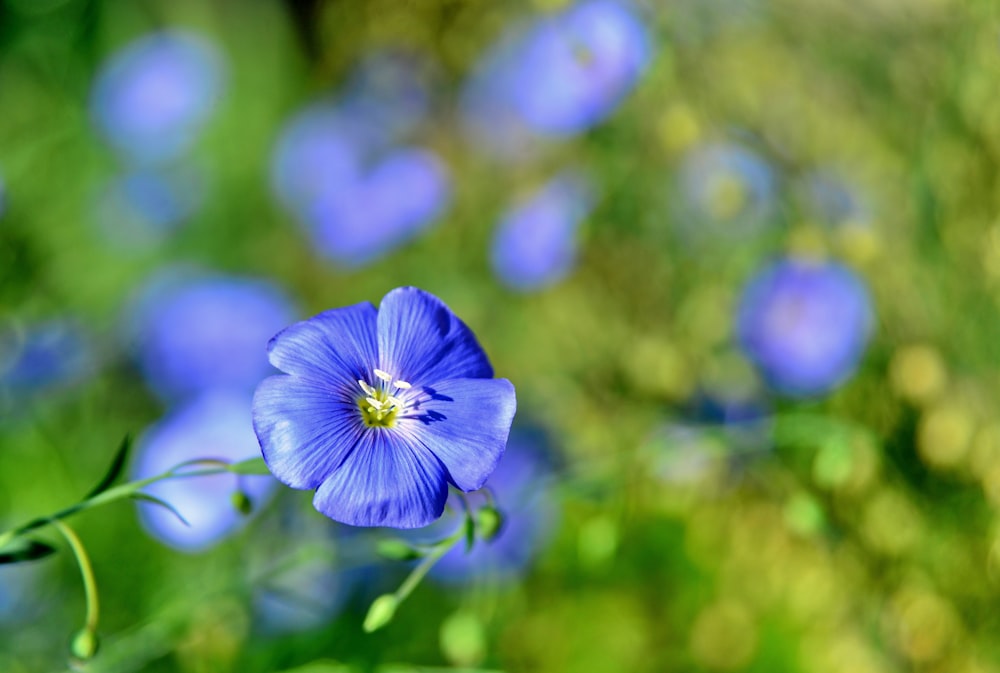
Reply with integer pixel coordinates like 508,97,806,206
1,0,999,671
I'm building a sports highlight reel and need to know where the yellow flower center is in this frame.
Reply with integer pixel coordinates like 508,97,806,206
357,369,412,428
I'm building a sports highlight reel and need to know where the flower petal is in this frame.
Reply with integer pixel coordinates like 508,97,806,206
312,429,448,528
253,375,364,489
397,378,516,492
267,302,378,389
377,287,493,385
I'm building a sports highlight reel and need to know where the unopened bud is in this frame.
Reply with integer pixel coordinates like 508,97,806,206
230,491,253,516
71,628,99,660
476,506,504,542
363,594,398,633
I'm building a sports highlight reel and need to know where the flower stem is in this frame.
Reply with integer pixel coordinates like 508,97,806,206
364,516,471,633
0,457,267,550
396,525,466,605
52,520,99,633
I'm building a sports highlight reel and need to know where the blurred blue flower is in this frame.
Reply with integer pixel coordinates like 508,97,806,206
93,166,205,249
251,507,356,633
272,102,450,268
0,559,48,626
272,103,359,215
133,390,276,553
491,174,594,291
642,391,771,483
253,287,517,529
462,0,649,157
675,142,777,237
799,171,871,228
432,428,558,584
339,51,433,142
0,318,95,404
90,30,225,164
127,271,297,402
737,258,874,397
305,148,450,268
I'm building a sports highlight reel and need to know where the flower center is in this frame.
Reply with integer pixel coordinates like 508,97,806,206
357,368,412,428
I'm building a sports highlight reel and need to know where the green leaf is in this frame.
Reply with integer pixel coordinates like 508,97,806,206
0,539,57,564
228,457,270,475
130,492,190,526
84,434,133,499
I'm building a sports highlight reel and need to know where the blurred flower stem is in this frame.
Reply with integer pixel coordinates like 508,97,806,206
364,502,474,633
0,457,267,551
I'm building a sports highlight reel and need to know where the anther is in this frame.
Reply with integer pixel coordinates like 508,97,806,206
374,369,393,382
394,380,412,390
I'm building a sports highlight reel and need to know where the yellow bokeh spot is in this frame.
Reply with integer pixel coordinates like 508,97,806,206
706,173,749,221
981,224,1000,281
889,588,959,663
658,103,701,155
917,404,975,470
889,345,947,404
835,223,881,265
689,600,757,671
176,599,249,673
862,489,922,555
968,422,1000,477
787,224,829,259
624,337,692,400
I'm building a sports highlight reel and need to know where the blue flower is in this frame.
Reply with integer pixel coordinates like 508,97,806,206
272,103,450,268
491,174,594,291
250,505,356,633
675,142,776,237
133,390,276,552
90,30,225,164
0,318,95,414
339,51,434,142
252,287,517,529
93,166,204,249
462,0,649,157
799,170,871,228
305,148,449,268
643,391,772,483
0,555,48,626
127,271,297,402
737,258,874,397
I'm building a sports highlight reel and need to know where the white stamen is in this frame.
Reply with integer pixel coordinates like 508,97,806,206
358,380,377,396
366,397,384,410
386,395,404,409
374,369,393,382
394,380,412,390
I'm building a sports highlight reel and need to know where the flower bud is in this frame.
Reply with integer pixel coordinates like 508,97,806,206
363,594,398,633
230,491,253,516
476,505,504,542
71,628,99,660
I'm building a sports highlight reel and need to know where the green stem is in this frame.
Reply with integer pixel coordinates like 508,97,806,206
0,457,267,550
52,520,99,632
394,522,467,605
